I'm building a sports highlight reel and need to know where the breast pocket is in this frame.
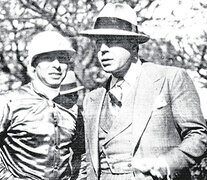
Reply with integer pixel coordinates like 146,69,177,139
152,104,171,118
152,95,171,117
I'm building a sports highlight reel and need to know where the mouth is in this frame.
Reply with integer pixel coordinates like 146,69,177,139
49,72,62,78
101,58,113,66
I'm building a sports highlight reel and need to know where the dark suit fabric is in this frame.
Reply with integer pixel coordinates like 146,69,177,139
83,62,207,180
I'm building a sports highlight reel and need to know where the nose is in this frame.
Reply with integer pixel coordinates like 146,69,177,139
100,43,109,56
52,59,61,68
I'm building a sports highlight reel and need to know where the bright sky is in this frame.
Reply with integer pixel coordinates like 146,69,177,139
140,0,207,43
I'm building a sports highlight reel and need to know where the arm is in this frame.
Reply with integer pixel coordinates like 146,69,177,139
132,69,207,179
0,95,16,179
163,69,207,178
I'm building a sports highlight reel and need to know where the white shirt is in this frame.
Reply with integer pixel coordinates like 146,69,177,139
110,60,142,103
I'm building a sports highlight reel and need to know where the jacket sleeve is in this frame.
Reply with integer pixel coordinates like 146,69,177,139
162,69,207,179
0,95,15,179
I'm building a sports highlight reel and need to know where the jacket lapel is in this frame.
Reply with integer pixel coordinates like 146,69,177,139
86,87,106,176
132,63,165,154
103,81,137,145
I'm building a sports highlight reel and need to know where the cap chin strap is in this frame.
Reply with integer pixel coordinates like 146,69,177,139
32,74,60,100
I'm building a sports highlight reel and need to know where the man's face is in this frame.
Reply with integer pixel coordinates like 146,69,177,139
33,51,70,88
96,35,136,77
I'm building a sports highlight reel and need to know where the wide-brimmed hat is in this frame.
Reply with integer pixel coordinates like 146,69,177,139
60,71,84,95
79,3,149,44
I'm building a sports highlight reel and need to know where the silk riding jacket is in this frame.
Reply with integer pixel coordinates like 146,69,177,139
0,83,81,180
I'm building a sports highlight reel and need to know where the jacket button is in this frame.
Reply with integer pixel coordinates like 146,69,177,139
54,118,58,126
111,164,115,169
128,163,132,167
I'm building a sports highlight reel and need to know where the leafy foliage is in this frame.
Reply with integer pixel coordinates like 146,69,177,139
0,0,206,91
0,0,206,178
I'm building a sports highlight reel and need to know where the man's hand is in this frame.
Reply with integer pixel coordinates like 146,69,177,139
132,157,169,179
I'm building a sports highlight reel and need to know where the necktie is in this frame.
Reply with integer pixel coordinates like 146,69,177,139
109,79,124,108
99,79,124,132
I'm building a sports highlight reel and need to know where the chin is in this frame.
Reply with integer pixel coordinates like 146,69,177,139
50,84,61,89
48,81,62,88
102,66,116,73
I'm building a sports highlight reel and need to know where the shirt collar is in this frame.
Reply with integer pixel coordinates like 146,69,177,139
110,59,142,88
31,77,60,100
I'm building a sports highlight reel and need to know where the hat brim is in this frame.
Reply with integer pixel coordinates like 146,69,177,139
34,49,76,58
30,50,76,67
60,86,84,95
79,29,149,44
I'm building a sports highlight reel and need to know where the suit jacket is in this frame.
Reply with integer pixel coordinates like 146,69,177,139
83,62,207,180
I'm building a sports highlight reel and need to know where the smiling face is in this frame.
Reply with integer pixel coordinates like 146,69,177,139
33,51,70,88
96,35,137,77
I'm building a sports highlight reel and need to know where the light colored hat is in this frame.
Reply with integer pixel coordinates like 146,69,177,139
28,31,76,66
79,3,149,44
60,71,84,95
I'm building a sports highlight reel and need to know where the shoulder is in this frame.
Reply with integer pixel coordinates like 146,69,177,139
144,62,182,72
84,87,105,102
0,83,32,102
143,62,187,79
144,63,196,95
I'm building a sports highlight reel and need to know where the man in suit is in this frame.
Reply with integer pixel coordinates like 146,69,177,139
80,3,207,180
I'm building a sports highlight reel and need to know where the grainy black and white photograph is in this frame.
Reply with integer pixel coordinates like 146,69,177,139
0,0,207,179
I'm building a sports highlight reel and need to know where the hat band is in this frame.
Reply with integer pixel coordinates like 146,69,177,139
60,82,77,92
94,17,138,33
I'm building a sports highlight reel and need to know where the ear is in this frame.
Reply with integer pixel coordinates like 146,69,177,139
131,44,139,58
27,65,36,79
131,44,138,51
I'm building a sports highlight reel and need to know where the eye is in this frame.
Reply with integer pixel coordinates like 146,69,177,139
56,56,68,63
96,39,104,45
37,54,52,61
